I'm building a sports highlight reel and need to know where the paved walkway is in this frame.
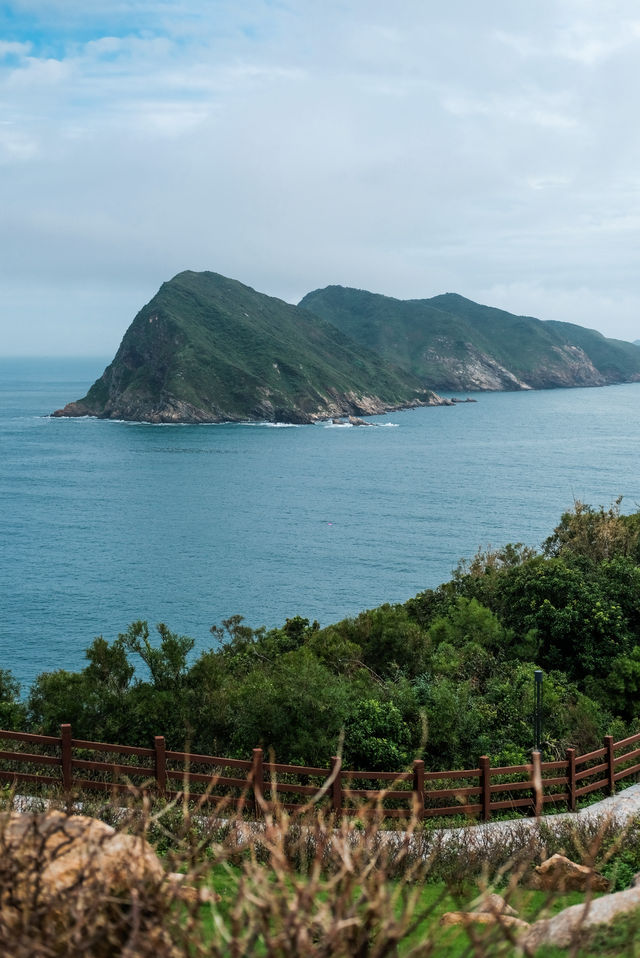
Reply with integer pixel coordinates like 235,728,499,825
377,782,640,856
11,780,640,853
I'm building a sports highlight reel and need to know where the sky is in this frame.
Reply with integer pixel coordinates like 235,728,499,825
2,0,640,355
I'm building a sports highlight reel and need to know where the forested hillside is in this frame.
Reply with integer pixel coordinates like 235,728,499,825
300,286,640,391
52,271,440,423
4,500,640,771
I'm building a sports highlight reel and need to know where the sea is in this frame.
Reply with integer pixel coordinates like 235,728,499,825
2,356,640,690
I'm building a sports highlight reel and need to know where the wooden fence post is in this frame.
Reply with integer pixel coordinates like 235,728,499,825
251,748,264,816
479,755,491,822
412,759,425,819
531,750,543,817
605,735,616,796
566,747,576,812
330,756,342,816
60,724,72,793
154,736,166,798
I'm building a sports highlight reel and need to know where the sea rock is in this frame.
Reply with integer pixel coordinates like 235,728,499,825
51,270,447,424
348,416,374,426
521,886,640,954
527,853,610,892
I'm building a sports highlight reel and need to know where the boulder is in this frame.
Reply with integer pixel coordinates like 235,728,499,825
0,810,175,956
528,853,610,892
440,891,525,931
521,886,640,954
0,810,164,902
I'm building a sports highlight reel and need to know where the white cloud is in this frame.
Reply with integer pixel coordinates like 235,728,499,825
0,123,39,161
0,40,32,58
2,0,640,353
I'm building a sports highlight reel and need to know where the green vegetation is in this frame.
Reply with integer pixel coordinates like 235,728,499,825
52,271,437,423
2,499,639,778
7,499,640,954
300,286,640,391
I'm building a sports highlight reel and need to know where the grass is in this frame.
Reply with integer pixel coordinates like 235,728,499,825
204,863,593,957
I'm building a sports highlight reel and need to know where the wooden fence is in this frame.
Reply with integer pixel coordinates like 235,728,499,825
1,725,640,822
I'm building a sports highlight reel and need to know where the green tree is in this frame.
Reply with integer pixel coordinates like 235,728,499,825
27,670,89,735
319,604,430,679
604,648,640,721
226,647,350,764
0,669,26,730
428,597,509,652
343,699,412,771
120,621,193,691
497,556,631,679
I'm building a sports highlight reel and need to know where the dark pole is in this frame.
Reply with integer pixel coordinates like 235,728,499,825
534,669,543,752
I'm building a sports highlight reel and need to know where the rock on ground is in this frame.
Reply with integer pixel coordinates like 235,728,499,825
528,853,610,892
0,810,178,957
521,886,640,953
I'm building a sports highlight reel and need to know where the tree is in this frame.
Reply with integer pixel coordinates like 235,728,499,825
27,670,89,735
120,621,193,691
0,669,26,730
428,597,509,653
226,647,350,765
544,498,640,563
343,699,412,771
605,648,640,721
496,556,631,679
319,604,430,679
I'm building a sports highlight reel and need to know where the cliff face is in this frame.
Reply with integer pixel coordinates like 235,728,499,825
52,271,444,424
300,287,640,392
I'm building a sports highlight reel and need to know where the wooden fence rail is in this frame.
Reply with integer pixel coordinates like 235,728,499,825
1,724,640,822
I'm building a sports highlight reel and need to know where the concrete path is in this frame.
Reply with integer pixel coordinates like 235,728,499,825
461,781,640,840
382,782,640,856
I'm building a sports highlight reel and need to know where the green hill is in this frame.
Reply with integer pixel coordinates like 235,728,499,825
299,287,640,391
52,271,442,423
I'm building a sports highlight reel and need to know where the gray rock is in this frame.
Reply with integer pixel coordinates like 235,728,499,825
521,886,640,954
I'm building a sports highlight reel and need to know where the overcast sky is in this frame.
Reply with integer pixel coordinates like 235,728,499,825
2,0,640,355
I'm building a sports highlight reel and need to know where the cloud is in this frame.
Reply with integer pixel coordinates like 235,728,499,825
2,0,640,354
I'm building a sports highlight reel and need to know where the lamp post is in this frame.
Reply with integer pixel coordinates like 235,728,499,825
534,669,543,753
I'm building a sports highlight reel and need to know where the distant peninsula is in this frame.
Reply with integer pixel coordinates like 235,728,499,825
53,271,640,424
300,287,640,391
52,271,443,424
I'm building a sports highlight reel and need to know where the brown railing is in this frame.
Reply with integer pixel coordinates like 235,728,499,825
1,725,639,822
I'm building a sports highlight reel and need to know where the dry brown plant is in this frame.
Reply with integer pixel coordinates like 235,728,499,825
0,781,638,957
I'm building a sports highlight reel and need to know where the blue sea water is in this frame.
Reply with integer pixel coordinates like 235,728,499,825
2,356,640,690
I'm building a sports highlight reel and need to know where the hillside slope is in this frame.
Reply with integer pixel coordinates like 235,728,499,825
299,287,640,391
52,271,443,423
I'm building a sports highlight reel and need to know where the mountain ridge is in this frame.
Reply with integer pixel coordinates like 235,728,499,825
299,285,640,391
